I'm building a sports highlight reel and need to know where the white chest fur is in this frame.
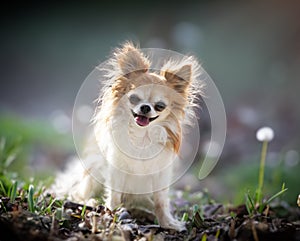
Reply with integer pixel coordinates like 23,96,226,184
96,116,175,194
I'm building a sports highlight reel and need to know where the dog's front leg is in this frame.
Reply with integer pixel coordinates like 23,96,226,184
153,188,186,231
105,188,121,210
105,165,124,210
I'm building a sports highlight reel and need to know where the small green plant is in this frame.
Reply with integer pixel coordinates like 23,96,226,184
181,212,189,222
245,127,288,215
0,180,7,196
192,204,205,228
28,184,35,212
81,204,87,218
9,180,18,202
40,197,63,215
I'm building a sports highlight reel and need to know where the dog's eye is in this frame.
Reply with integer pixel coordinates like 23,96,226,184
129,94,141,104
154,102,166,112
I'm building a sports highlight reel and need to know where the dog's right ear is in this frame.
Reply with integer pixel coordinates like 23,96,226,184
114,42,150,78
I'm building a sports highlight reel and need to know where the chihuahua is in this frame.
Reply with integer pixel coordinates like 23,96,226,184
53,42,202,231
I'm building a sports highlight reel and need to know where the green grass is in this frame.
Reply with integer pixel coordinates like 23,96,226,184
0,115,72,148
0,114,72,214
219,160,297,206
27,184,35,212
8,180,18,202
0,115,73,173
0,135,52,213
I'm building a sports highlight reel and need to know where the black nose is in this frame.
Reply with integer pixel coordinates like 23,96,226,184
140,105,151,114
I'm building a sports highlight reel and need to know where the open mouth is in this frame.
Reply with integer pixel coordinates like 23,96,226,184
131,110,158,126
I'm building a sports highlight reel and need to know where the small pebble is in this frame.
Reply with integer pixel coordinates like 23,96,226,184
118,211,131,221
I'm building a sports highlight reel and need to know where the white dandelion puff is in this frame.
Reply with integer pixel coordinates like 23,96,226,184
256,126,274,142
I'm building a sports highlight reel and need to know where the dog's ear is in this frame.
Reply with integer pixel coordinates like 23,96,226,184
115,42,150,78
162,64,192,94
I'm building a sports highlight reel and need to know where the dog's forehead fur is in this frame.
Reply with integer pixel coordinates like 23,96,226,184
127,72,166,92
134,72,166,86
110,72,169,102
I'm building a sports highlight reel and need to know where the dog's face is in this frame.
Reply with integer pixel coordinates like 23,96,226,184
127,75,172,127
129,88,167,127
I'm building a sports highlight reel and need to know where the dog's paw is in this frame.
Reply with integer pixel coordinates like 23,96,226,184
86,198,99,207
160,218,187,232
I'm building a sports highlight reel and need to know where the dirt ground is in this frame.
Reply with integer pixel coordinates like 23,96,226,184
1,197,300,241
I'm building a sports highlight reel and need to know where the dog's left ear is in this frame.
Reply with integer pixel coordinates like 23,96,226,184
162,64,192,94
115,42,150,78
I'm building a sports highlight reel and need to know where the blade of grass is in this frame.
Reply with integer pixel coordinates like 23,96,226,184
9,180,18,202
55,208,63,220
0,180,7,196
192,204,205,228
0,199,7,212
4,153,17,169
28,184,35,212
201,233,207,241
181,212,189,222
81,204,87,218
245,192,256,215
41,197,56,215
1,138,21,169
265,188,288,205
258,186,288,213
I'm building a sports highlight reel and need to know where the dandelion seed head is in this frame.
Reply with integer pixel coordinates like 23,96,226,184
256,126,274,142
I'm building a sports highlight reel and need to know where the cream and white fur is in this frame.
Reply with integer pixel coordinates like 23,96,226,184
52,42,202,231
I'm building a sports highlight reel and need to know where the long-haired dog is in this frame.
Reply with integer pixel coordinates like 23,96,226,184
53,42,202,231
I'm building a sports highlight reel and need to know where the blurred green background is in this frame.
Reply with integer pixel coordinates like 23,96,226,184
0,0,299,205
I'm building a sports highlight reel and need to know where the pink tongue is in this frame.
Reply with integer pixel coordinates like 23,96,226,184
135,115,150,126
